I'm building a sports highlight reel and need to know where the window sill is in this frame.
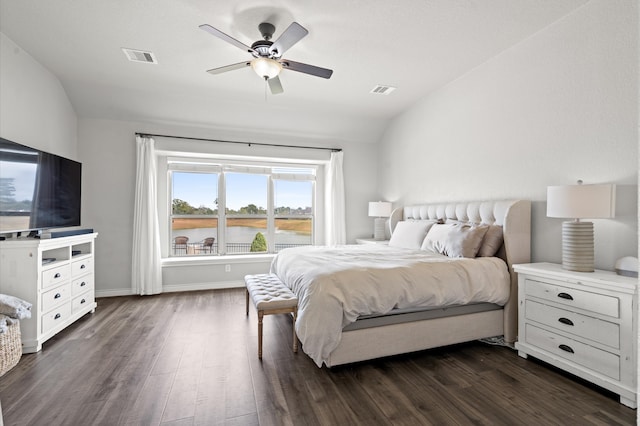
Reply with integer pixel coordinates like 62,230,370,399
162,253,275,267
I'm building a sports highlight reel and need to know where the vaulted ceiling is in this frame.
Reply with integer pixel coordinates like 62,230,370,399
0,0,589,144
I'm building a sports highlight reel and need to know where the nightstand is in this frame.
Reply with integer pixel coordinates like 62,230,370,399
355,238,389,245
514,263,637,408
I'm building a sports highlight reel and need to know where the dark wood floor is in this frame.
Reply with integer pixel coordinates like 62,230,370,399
0,289,635,426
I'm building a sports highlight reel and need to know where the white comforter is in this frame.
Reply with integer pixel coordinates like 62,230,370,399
270,244,510,367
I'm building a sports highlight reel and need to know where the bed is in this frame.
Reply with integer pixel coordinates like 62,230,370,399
270,199,531,367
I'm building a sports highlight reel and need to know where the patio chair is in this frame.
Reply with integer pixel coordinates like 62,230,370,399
201,237,215,253
173,236,189,254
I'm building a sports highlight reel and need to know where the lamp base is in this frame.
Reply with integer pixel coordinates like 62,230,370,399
562,221,594,272
373,218,387,240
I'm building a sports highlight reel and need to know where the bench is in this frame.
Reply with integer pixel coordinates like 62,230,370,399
245,274,298,359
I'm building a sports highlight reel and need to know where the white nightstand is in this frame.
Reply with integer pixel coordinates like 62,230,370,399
355,238,389,245
514,262,637,408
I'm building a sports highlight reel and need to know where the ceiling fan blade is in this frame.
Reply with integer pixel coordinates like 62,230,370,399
268,76,284,94
199,24,256,54
269,22,308,57
281,59,333,79
206,61,251,75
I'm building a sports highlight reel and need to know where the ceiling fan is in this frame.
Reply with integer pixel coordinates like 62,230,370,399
199,21,333,95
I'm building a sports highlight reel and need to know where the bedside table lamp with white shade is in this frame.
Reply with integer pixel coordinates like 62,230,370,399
547,181,616,272
368,201,392,240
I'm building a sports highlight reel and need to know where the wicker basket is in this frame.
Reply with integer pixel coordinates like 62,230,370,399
0,321,22,376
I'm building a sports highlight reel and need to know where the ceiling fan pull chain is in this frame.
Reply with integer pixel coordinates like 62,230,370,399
264,77,268,102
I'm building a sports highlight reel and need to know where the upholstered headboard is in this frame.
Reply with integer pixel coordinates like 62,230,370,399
389,200,531,344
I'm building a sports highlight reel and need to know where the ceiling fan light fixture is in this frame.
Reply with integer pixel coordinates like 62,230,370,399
251,57,282,79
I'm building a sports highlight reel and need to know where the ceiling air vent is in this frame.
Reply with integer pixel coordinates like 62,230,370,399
370,85,396,95
122,48,157,64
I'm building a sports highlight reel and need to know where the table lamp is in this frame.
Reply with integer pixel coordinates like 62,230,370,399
547,181,616,272
368,201,392,240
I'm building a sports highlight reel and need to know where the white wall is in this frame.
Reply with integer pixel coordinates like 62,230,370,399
78,118,378,295
0,33,77,159
378,0,638,271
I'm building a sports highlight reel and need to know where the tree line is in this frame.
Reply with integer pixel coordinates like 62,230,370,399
172,199,310,215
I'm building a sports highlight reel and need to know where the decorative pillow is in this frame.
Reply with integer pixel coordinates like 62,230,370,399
388,220,437,249
421,223,489,258
477,225,504,257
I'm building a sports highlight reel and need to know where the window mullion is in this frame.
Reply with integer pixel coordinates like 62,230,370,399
267,175,274,253
218,172,226,255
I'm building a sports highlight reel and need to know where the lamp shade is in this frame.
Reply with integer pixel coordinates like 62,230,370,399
251,57,282,79
547,184,616,219
368,201,392,217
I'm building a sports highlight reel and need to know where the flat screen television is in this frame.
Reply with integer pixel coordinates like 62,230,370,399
0,137,81,235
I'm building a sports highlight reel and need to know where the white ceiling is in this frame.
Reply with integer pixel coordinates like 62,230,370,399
0,0,589,144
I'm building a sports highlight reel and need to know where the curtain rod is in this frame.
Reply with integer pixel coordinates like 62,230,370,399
135,132,342,152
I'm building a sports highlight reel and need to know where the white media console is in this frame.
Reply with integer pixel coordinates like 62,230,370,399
0,233,98,353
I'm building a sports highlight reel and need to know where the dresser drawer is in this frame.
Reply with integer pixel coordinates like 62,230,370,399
71,257,93,277
524,324,620,380
72,275,94,296
42,303,72,334
42,264,71,289
41,283,71,313
525,300,619,349
525,279,619,318
72,290,94,314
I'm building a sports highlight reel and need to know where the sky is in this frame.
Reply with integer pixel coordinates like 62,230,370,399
172,172,312,210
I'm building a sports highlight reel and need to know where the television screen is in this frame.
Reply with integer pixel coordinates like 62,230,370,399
0,138,81,234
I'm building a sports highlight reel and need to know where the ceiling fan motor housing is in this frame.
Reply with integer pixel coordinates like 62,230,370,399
251,40,274,57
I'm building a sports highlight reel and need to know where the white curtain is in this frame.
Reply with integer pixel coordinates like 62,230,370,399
325,151,346,245
132,136,163,295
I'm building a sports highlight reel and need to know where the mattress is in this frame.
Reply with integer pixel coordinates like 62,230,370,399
270,244,510,367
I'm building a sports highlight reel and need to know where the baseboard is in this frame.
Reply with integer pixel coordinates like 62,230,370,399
96,288,134,298
162,280,245,293
95,281,245,298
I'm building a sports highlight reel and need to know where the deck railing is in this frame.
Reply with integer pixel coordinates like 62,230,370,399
172,242,309,256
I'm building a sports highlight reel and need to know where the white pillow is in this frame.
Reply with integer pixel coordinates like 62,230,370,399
388,221,436,249
421,223,489,258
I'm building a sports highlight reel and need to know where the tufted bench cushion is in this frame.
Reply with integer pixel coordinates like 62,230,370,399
245,274,298,359
245,274,298,310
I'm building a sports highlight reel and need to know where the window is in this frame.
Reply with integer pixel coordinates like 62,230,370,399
170,170,219,255
168,160,316,256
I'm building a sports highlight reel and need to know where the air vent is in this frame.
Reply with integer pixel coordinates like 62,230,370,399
122,48,157,64
370,85,396,95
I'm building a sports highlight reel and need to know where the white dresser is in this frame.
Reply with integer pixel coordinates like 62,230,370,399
0,233,97,353
514,263,637,408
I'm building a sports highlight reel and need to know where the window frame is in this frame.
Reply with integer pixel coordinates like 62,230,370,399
166,157,317,257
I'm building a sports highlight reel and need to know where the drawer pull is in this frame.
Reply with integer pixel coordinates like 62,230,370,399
558,317,574,326
54,313,61,320
54,293,62,299
558,344,574,354
80,264,86,269
80,299,86,304
80,282,86,287
557,292,573,301
54,273,61,279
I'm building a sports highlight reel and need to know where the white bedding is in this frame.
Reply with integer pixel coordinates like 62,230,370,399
270,244,510,367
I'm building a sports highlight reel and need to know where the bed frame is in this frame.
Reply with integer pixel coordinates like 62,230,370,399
325,199,531,367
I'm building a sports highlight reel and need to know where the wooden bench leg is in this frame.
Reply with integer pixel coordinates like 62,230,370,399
292,307,298,353
258,310,264,360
